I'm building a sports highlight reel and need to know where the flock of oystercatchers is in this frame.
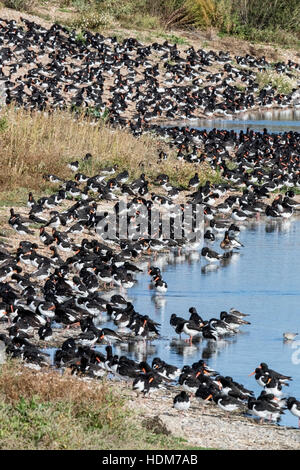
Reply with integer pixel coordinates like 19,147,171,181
0,16,300,428
173,362,300,427
0,17,299,122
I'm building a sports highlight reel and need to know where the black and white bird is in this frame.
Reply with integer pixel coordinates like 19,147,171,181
247,397,283,423
286,397,300,428
182,321,203,344
201,247,222,264
173,391,190,412
38,321,53,341
231,208,248,222
212,393,244,416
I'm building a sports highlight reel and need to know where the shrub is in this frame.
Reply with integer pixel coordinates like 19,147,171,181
184,0,218,28
230,0,300,33
72,10,115,30
2,0,36,11
256,71,297,95
162,0,300,46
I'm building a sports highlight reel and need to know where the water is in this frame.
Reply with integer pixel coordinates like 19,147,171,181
47,110,300,427
87,217,300,428
162,108,300,133
129,110,300,427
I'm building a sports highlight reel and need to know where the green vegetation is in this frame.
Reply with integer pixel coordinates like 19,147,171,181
159,32,187,45
2,0,299,48
0,117,8,133
2,0,36,11
256,71,297,95
0,106,222,205
162,0,300,47
0,361,205,450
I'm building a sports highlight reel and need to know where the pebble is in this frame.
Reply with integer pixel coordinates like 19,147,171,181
124,384,300,450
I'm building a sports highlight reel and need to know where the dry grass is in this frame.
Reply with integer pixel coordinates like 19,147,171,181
0,361,192,449
0,361,129,449
0,106,220,205
256,70,297,95
0,360,113,404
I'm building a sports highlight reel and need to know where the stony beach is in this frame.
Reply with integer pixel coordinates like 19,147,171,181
125,385,300,450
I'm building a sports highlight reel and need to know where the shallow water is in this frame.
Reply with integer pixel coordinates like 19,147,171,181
46,109,300,427
164,108,300,133
86,216,300,428
44,217,300,427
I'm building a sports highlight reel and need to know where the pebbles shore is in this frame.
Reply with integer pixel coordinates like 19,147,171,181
122,384,300,450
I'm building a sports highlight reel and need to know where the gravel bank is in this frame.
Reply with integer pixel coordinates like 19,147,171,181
121,384,300,450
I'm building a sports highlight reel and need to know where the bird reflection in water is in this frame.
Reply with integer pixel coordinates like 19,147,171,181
151,293,167,312
170,338,200,358
114,337,157,363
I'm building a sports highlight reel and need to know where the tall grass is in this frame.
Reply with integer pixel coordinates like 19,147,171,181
0,106,220,204
182,0,219,28
170,0,300,33
181,0,300,46
230,0,300,33
0,106,156,194
157,0,300,46
71,0,163,30
0,361,192,450
0,361,128,449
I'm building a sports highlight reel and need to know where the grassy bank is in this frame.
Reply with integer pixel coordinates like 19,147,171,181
1,0,299,48
0,361,201,450
0,106,221,207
